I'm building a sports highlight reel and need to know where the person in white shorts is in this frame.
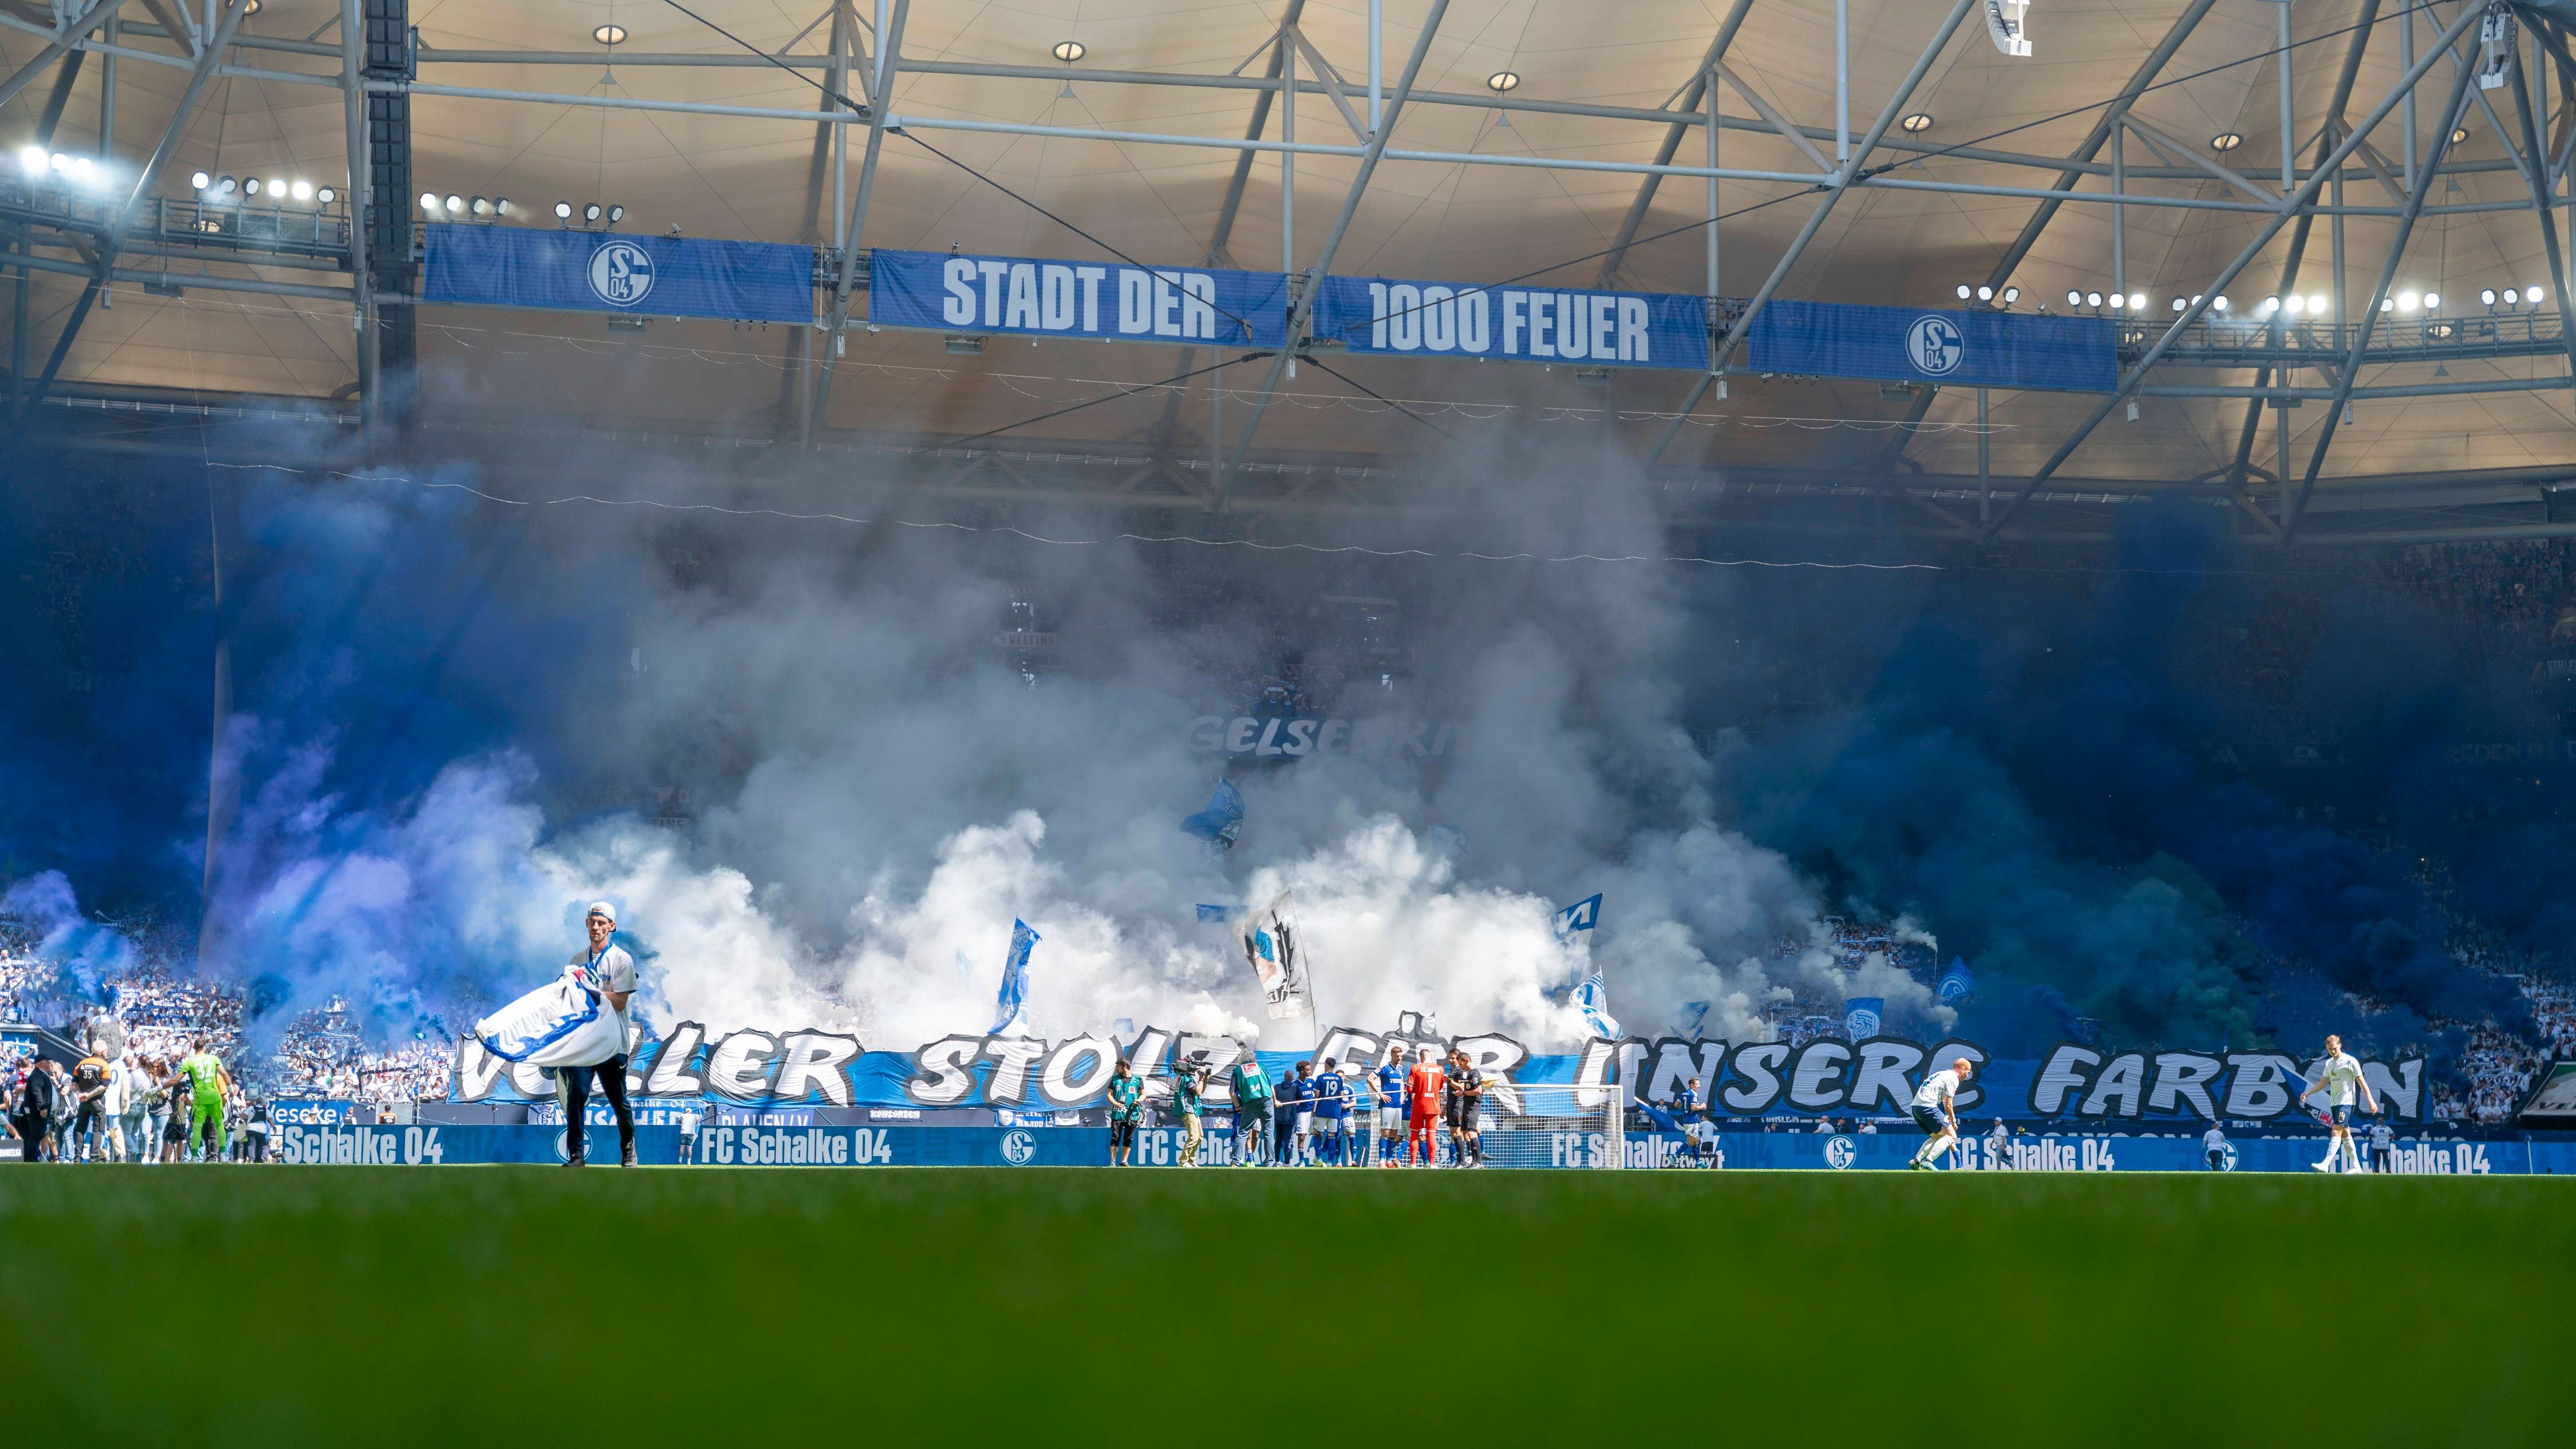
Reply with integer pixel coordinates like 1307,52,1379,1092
2299,1033,2377,1174
1906,1057,1973,1170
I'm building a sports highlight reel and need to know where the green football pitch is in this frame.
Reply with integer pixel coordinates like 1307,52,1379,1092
1,1167,2563,1442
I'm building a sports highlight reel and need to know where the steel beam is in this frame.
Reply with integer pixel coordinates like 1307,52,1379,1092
2283,62,2483,539
1981,0,2488,539
2507,52,2576,388
339,0,374,439
2230,0,2381,492
0,0,127,108
1213,0,1451,512
804,0,906,448
1595,0,1753,287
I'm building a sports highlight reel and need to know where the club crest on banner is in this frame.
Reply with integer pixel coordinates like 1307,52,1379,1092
1824,1135,1858,1169
1906,314,1965,374
1001,1129,1037,1164
588,239,655,307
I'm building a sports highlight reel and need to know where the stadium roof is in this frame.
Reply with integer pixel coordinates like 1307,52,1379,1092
7,0,2576,543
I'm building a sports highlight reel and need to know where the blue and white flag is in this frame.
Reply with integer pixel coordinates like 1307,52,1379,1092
1241,892,1309,1020
1195,903,1233,923
869,248,1290,347
421,223,816,323
1553,893,1602,943
989,919,1040,1034
1937,958,1976,1001
1180,778,1246,850
1573,972,1621,1040
1844,997,1884,1040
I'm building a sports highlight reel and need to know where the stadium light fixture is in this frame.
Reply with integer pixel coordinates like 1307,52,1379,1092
554,200,572,219
1976,285,1994,302
1052,40,1086,62
1900,113,1934,133
491,196,507,215
2171,297,2187,312
291,180,313,201
2085,291,2103,307
2452,125,2470,144
2397,291,2420,311
1486,71,1521,93
190,171,210,189
2259,295,2279,314
2001,286,2019,303
2065,290,2081,306
606,204,625,223
2483,288,2499,306
445,194,464,214
2282,294,2303,315
215,175,236,196
2423,291,2439,310
2531,283,2548,303
469,196,492,216
594,24,627,45
2306,293,2326,314
267,176,286,198
1957,284,1974,300
2380,297,2394,313
583,202,603,223
15,145,43,176
421,191,440,213
2211,132,2243,152
243,176,262,195
317,187,336,204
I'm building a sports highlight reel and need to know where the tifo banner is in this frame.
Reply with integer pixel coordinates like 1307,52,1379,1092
868,248,1290,348
1312,275,1710,370
420,223,816,322
449,1021,2440,1130
1745,299,2116,391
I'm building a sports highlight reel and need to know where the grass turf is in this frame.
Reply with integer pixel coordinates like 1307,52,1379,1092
1,1166,2564,1441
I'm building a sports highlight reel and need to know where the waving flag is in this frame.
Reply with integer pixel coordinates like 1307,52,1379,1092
1844,997,1884,1039
1936,958,1976,1001
1181,778,1246,850
1240,891,1309,1020
1573,972,1620,1040
1553,893,1602,942
989,919,1040,1034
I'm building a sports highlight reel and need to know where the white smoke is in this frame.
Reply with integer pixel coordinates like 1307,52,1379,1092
172,437,1895,1056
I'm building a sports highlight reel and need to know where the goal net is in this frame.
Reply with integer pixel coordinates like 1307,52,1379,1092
1472,1081,1626,1169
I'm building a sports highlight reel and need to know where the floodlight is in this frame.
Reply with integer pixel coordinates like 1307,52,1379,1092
470,196,492,216
594,24,627,44
554,200,572,219
2085,291,2103,307
2171,297,2187,312
1958,284,1973,299
1486,71,1520,92
1900,113,1934,134
2380,297,2394,312
2423,291,2439,309
1053,40,1086,63
2306,294,2325,314
2397,291,2419,311
2066,290,2082,306
2260,296,2279,313
2211,132,2243,152
2128,293,2144,310
243,176,262,195
316,187,336,204
445,194,464,214
266,177,286,197
492,197,508,215
2109,294,2125,310
421,191,440,212
49,152,70,172
190,171,211,190
583,202,603,222
2531,283,2547,303
2211,295,2229,311
2483,289,2499,306
2002,286,2019,303
291,180,313,200
215,175,237,196
2451,126,2470,145
2282,295,2303,315
606,204,624,223
16,145,44,176
1976,285,1993,301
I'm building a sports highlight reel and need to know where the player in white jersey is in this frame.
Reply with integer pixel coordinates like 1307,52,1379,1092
2298,1033,2379,1173
1905,1057,1973,1170
2366,1118,2395,1172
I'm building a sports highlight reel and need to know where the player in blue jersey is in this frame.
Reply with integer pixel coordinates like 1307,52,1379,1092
1310,1057,1349,1164
1374,1052,1409,1167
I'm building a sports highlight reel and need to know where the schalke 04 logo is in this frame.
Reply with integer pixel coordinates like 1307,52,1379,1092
1001,1128,1037,1165
587,238,656,307
1823,1134,1858,1170
1904,314,1965,376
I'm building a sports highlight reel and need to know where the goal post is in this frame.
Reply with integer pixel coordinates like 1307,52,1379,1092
1472,1080,1626,1169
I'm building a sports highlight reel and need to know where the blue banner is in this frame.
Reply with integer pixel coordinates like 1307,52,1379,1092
420,223,816,323
1312,275,1709,370
868,248,1289,348
1745,300,2116,391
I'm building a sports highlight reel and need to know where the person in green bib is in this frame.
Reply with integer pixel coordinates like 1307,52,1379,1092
1230,1049,1273,1166
175,1039,231,1162
1105,1057,1143,1166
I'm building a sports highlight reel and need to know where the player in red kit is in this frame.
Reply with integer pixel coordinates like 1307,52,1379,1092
1405,1044,1448,1166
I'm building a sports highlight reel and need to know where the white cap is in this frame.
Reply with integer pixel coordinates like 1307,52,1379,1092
585,901,617,923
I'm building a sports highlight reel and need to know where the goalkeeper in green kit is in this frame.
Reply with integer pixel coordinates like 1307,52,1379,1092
176,1039,231,1162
